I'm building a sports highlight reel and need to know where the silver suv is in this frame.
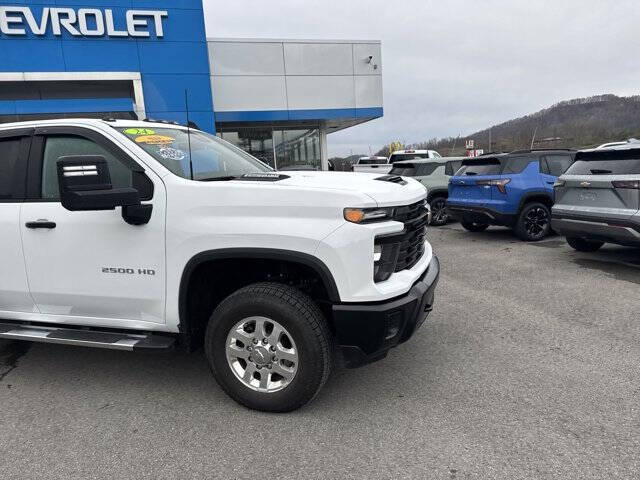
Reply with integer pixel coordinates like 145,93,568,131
552,146,640,251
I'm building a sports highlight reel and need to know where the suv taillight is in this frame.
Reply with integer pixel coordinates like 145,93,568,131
612,180,640,189
476,178,511,194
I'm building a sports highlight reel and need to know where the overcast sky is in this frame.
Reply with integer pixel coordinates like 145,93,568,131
204,0,640,157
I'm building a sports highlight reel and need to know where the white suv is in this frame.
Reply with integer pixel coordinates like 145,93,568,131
0,119,439,412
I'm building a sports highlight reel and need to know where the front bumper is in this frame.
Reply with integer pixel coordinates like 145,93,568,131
446,203,516,227
552,213,640,247
332,255,440,368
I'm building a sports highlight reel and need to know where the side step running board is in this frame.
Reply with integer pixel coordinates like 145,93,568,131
0,322,175,352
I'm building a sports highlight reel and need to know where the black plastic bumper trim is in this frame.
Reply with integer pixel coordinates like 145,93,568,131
446,204,516,227
332,255,440,368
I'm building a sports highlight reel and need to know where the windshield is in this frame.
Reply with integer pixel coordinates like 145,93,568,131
358,158,387,165
391,162,440,177
566,159,640,175
121,127,272,180
566,149,640,175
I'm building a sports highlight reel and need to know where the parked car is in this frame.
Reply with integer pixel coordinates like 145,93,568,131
552,146,640,251
390,157,464,225
0,118,439,412
446,149,575,241
352,156,389,173
389,149,441,164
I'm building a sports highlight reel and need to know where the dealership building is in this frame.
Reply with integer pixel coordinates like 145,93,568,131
0,1,383,170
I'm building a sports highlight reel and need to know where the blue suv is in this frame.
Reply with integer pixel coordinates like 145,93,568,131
446,150,575,241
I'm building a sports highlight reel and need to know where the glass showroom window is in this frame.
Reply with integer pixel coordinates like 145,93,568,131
274,129,321,170
219,128,275,168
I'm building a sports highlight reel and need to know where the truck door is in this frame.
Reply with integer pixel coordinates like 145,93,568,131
0,129,38,317
19,126,166,326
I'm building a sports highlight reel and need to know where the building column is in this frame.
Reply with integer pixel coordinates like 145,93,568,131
320,127,329,171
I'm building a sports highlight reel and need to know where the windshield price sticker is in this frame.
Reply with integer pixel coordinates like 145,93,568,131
134,135,175,145
123,128,156,136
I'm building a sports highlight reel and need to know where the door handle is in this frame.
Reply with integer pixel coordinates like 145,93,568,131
25,220,56,229
546,181,555,184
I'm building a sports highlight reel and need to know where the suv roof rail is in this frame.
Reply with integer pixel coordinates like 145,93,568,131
477,151,505,156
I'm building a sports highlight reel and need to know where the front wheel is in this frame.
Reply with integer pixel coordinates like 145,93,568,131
205,282,332,412
515,202,551,241
566,237,604,252
429,197,449,226
460,219,489,232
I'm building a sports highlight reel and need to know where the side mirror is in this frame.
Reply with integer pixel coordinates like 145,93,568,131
56,155,152,225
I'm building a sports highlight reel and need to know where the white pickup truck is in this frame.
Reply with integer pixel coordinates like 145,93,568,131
0,119,439,412
352,156,389,173
354,150,442,175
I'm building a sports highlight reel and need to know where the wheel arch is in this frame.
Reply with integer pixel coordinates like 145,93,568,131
177,248,340,349
517,191,554,213
427,188,449,202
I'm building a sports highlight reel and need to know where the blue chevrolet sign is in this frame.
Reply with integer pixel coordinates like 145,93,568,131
0,1,215,132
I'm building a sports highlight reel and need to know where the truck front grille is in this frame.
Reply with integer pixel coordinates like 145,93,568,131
392,201,428,272
374,200,428,282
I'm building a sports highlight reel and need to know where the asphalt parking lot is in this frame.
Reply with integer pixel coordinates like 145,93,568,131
1,224,639,479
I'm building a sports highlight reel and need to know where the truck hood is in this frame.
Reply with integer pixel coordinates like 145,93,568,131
271,171,427,206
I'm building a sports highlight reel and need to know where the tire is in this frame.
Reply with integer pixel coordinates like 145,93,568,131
515,202,551,241
429,196,449,226
204,282,332,412
460,219,489,232
566,237,604,252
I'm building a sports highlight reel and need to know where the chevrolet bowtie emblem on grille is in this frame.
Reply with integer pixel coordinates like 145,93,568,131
580,181,591,187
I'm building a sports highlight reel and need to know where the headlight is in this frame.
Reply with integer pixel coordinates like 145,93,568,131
344,207,395,224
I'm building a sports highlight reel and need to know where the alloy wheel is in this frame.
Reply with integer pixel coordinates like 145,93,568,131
225,316,298,393
524,206,549,239
431,198,448,225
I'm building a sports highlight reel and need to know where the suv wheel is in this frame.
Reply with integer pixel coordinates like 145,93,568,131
205,282,332,412
429,197,449,226
566,237,604,252
460,219,489,232
515,202,551,241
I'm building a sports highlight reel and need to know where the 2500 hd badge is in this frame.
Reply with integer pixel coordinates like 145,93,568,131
101,267,156,276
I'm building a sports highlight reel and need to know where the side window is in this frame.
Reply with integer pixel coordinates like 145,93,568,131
502,156,534,174
445,161,462,176
417,163,439,176
41,135,133,200
540,158,550,174
0,137,23,200
544,155,573,177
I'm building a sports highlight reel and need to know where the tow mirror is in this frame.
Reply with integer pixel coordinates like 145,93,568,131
56,155,152,225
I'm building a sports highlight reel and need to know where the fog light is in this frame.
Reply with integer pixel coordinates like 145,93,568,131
373,242,400,282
